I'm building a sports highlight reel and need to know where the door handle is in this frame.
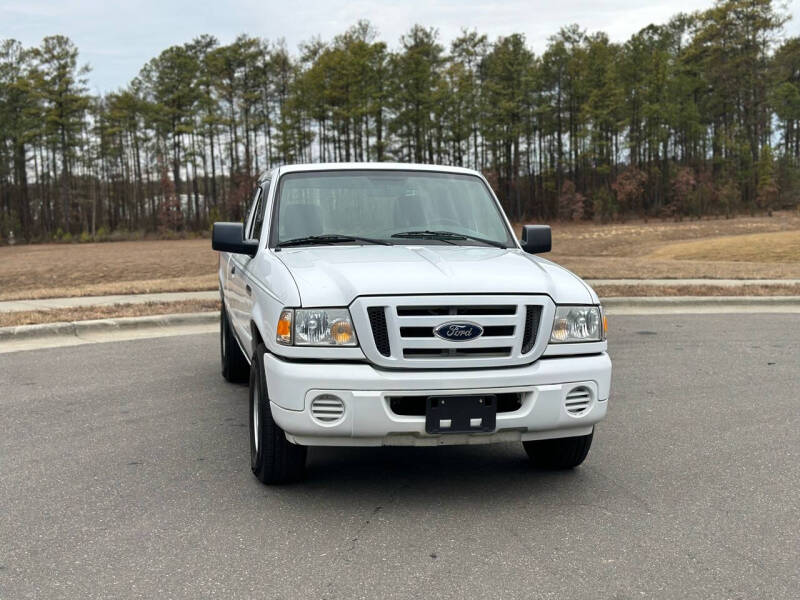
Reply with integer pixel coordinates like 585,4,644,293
230,265,236,275
246,285,252,296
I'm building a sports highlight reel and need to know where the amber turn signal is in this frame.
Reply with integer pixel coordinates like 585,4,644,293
330,320,355,345
276,309,293,345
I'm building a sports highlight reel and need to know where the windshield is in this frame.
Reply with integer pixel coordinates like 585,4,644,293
271,170,515,247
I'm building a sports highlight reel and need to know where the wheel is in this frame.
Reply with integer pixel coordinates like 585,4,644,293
250,343,307,484
220,305,249,383
523,429,594,469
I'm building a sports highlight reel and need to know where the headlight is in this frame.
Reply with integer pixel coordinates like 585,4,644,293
276,308,358,346
550,305,604,343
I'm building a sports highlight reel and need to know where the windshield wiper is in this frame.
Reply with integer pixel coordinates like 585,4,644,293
276,234,391,248
391,230,508,249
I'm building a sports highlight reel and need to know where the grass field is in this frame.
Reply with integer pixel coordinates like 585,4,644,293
0,239,217,301
0,299,220,327
646,230,800,263
0,211,798,302
591,283,800,297
542,211,800,279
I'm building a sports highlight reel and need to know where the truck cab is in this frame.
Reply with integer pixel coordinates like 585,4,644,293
213,163,610,484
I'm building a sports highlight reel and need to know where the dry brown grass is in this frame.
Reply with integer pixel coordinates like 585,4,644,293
0,239,218,300
534,210,800,256
0,275,218,301
537,210,800,279
552,256,800,279
593,283,800,297
0,299,219,327
646,230,800,263
1,212,798,302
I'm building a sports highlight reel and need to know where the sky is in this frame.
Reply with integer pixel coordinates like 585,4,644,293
3,0,800,94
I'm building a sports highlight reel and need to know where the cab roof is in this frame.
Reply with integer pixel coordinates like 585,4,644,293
272,162,482,178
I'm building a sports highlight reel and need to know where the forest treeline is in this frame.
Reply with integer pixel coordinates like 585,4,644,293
2,0,800,242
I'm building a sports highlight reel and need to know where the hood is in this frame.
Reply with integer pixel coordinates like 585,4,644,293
275,245,594,307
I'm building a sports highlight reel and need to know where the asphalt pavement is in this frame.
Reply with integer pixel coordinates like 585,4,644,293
1,314,798,599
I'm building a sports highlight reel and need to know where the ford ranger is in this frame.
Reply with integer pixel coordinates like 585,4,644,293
213,163,611,484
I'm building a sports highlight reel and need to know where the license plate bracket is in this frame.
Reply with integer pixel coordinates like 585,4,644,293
425,395,497,434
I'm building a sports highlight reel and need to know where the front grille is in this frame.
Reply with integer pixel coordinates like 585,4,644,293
399,325,515,338
367,307,391,356
403,347,512,358
521,306,542,353
396,305,516,317
352,295,553,370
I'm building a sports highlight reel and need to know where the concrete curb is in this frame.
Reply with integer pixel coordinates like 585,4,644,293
588,279,800,287
2,282,798,314
4,279,800,314
0,311,218,342
603,295,800,306
603,295,800,314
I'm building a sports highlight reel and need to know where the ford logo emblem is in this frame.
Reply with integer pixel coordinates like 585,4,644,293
433,321,484,342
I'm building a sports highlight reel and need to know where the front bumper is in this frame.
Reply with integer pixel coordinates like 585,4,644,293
265,352,611,447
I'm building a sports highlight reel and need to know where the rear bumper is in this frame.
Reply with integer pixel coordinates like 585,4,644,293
265,352,611,447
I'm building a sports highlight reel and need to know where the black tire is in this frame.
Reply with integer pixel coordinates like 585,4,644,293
250,344,307,484
220,305,249,383
523,429,594,470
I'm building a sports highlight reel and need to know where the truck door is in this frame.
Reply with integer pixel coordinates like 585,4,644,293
229,184,266,350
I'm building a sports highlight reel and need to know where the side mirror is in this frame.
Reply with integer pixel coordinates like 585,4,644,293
520,225,551,254
212,222,258,257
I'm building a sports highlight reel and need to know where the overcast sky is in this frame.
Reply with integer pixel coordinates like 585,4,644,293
3,0,799,94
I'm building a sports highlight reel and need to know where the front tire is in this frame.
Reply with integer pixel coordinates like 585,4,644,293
220,306,249,383
250,344,307,484
523,430,594,469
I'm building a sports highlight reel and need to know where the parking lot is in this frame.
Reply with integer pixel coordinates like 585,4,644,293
1,313,798,599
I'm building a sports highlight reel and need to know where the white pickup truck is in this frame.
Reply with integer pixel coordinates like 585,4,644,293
213,163,611,484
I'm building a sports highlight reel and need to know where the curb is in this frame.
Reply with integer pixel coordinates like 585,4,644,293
588,279,800,287
603,295,800,306
0,311,218,342
602,295,800,314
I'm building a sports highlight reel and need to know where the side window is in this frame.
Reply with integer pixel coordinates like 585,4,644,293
245,185,266,241
250,181,269,241
244,187,261,234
